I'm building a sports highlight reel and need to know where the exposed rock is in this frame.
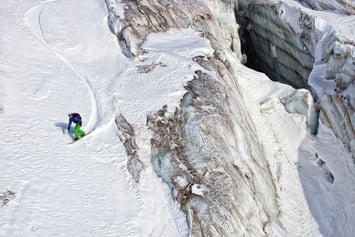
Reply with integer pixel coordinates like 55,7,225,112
115,114,144,183
0,190,16,207
316,157,335,184
147,68,281,236
136,62,166,73
105,0,240,59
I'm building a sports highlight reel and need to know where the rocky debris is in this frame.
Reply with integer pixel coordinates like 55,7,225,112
136,62,167,73
105,0,235,59
316,157,335,184
147,68,281,236
115,114,144,183
0,190,16,207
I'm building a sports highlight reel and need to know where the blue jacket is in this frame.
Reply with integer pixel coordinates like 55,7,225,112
68,113,82,130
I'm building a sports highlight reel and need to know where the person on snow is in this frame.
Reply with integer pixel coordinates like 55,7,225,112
68,113,86,140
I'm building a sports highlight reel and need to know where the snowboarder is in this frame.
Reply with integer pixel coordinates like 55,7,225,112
67,113,86,141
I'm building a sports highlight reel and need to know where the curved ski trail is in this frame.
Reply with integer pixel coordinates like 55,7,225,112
24,2,98,132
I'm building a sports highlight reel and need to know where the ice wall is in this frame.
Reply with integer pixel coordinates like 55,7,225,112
235,0,355,158
203,0,242,60
301,0,355,15
315,36,355,158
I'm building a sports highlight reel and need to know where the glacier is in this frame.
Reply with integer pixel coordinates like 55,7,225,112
0,0,354,236
105,0,355,236
236,0,355,158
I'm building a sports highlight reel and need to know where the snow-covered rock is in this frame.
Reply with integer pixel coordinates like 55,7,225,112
105,0,229,59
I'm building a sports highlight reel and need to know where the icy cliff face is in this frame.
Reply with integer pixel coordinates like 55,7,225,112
301,0,355,14
105,0,354,236
106,0,284,235
236,0,355,158
316,36,355,158
242,2,315,88
106,0,235,59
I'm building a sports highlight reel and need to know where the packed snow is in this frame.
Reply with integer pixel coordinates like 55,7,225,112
1,0,188,236
1,0,354,236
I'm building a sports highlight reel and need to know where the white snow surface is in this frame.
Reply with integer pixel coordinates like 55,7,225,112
1,0,355,237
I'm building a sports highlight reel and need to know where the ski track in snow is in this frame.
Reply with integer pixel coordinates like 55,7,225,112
23,1,98,132
0,1,190,236
2,0,355,236
0,1,141,236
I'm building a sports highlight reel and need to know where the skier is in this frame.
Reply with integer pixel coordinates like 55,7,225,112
67,113,86,140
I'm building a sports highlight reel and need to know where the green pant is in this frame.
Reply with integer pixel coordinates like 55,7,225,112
74,124,85,139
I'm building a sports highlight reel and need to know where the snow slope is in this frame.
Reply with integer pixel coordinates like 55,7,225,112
1,0,355,236
0,0,189,236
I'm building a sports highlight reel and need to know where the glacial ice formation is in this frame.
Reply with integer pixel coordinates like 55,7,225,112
301,0,355,14
146,68,281,236
106,0,284,235
105,0,230,59
236,0,355,158
184,0,354,152
105,0,355,236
